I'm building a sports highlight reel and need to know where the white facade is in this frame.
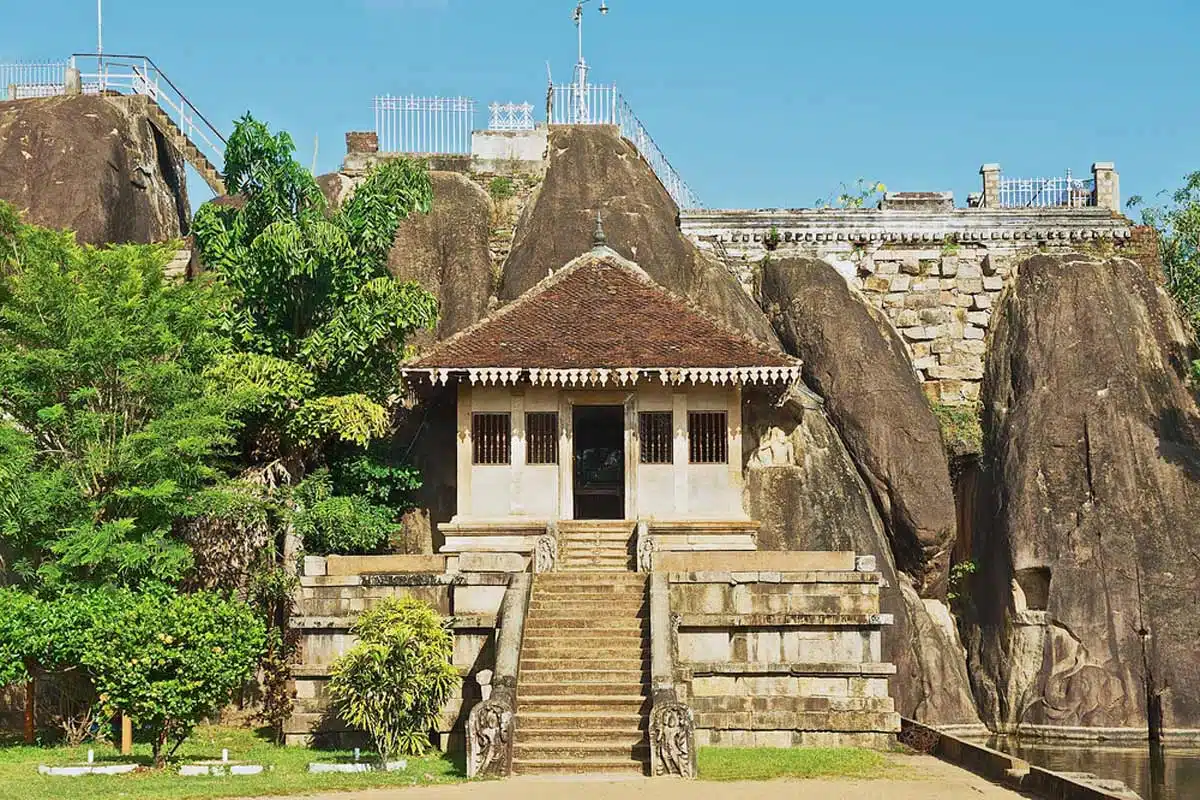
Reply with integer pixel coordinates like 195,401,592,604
451,380,746,524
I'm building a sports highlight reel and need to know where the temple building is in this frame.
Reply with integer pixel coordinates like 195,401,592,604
401,221,803,565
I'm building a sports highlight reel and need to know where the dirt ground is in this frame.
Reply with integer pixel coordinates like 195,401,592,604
260,755,1022,800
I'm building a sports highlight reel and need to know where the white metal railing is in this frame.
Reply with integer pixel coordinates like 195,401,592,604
1,60,70,99
489,101,535,131
71,54,226,169
548,82,703,210
374,95,476,155
998,170,1096,208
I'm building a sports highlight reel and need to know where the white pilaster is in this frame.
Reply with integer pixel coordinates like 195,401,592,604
673,392,689,515
510,390,526,515
456,382,473,518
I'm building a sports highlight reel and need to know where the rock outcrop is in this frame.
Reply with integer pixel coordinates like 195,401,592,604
968,253,1200,736
387,171,494,339
0,96,189,244
760,256,957,598
744,387,981,725
500,125,775,343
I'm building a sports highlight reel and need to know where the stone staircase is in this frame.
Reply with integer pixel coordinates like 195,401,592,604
556,521,635,571
144,103,226,195
513,572,650,775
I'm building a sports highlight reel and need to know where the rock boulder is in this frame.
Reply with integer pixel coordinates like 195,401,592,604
743,387,981,725
0,96,189,244
969,253,1200,735
760,256,957,598
500,125,775,342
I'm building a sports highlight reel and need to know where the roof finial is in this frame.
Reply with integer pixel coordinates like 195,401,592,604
592,209,608,249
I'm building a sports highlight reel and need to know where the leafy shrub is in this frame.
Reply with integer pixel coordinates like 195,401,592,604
488,176,515,202
327,596,458,762
291,472,396,556
83,591,266,766
931,401,983,456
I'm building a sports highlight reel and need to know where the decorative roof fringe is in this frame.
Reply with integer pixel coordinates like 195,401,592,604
402,366,803,388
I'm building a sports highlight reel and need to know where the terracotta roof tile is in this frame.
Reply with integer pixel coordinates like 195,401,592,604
409,248,796,370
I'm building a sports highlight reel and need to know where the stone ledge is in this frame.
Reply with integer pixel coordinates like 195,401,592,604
655,551,853,573
291,615,497,631
439,519,548,535
682,661,897,677
677,612,894,628
667,570,878,585
326,554,447,575
694,709,901,733
297,572,510,588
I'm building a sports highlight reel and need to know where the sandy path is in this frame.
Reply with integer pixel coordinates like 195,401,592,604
261,755,1022,800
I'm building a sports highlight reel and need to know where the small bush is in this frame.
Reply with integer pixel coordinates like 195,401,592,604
291,471,397,555
83,591,266,766
931,401,983,456
487,176,515,202
328,596,459,762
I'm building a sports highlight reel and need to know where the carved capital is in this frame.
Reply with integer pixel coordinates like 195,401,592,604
466,697,513,778
649,701,697,778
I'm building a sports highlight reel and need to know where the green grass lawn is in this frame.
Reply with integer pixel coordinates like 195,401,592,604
698,747,909,781
0,724,465,800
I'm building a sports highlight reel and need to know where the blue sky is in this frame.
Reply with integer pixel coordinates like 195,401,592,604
3,0,1198,211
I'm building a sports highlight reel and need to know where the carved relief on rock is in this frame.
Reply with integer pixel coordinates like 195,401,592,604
748,425,796,468
650,702,696,778
467,699,512,778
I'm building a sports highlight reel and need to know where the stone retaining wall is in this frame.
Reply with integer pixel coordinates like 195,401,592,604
681,208,1149,405
664,553,900,749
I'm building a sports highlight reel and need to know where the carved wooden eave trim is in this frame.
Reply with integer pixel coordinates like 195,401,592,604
401,365,803,388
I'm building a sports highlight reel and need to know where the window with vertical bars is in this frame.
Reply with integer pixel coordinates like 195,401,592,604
472,413,511,465
526,412,559,464
639,411,674,464
688,411,728,464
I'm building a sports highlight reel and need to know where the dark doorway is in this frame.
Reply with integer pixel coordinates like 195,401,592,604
573,405,625,520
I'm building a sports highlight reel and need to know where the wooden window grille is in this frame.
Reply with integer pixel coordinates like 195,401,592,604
639,411,674,464
472,413,511,465
688,411,728,464
526,412,559,464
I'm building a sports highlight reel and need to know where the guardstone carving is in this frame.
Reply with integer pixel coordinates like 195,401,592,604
534,532,557,574
650,702,696,778
466,698,512,778
636,521,654,573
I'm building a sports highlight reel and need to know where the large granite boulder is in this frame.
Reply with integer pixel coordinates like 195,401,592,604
387,171,493,339
968,253,1200,736
500,125,775,342
760,256,957,598
743,387,981,725
318,169,495,341
0,96,188,244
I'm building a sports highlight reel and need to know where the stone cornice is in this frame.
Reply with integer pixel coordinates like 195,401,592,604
680,208,1133,243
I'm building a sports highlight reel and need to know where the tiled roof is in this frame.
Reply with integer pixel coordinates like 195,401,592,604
408,247,796,371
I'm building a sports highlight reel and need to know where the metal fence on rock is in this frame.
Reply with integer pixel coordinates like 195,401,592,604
548,82,702,210
374,95,476,155
998,170,1096,208
1,61,69,99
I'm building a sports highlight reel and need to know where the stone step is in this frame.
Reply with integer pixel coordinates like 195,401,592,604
559,557,634,566
536,573,645,583
518,711,647,731
517,728,647,745
520,669,646,684
514,742,650,761
512,757,646,776
524,618,647,632
521,657,648,671
527,609,647,621
559,565,634,573
518,695,649,713
520,681,648,697
528,599,646,610
521,647,649,662
522,633,648,647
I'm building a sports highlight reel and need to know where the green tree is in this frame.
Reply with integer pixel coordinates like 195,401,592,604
191,116,438,553
327,596,458,762
83,590,266,766
1129,172,1200,340
0,202,238,590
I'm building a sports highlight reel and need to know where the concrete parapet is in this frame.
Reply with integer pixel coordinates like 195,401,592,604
980,163,1002,208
